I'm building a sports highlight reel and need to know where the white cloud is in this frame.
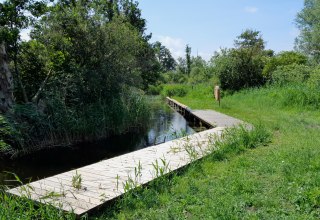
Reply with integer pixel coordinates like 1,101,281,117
244,6,258,14
20,29,31,41
154,35,186,59
153,35,213,61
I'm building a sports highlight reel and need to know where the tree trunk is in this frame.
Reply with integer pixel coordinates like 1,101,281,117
0,42,14,113
13,47,28,103
32,69,52,104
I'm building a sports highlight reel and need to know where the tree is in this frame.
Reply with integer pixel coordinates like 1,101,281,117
234,29,265,53
176,57,187,74
214,30,268,91
0,0,47,103
295,0,320,63
185,44,191,75
18,40,50,102
188,56,211,84
0,42,13,113
120,0,147,36
153,41,176,72
0,0,162,152
30,0,159,103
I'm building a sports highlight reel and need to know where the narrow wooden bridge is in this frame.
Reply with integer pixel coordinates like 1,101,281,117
7,98,246,216
166,97,244,128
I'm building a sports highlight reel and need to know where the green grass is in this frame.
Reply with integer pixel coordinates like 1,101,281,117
91,83,320,219
0,188,76,219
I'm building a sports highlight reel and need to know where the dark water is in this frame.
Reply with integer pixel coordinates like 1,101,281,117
0,101,202,186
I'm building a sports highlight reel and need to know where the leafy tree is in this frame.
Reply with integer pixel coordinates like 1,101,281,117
137,40,161,90
234,29,265,52
176,57,187,75
0,0,46,102
0,0,162,153
189,56,212,84
185,44,191,75
153,41,176,72
120,0,147,36
17,40,50,102
295,0,320,63
214,30,268,91
0,0,47,103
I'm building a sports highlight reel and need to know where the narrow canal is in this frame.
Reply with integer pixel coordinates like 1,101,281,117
0,98,206,186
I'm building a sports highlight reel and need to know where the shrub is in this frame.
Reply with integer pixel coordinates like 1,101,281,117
147,84,163,95
188,66,212,84
161,71,188,84
271,64,311,85
262,51,307,80
214,49,265,91
161,84,188,97
307,66,320,89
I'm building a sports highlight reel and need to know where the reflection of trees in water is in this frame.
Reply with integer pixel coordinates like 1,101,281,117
147,110,195,145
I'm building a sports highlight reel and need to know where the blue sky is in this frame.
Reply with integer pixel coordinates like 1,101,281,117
138,0,304,60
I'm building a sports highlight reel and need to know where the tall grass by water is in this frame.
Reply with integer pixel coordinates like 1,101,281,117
0,88,151,157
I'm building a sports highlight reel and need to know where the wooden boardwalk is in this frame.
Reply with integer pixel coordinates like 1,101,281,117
192,110,243,128
7,98,245,216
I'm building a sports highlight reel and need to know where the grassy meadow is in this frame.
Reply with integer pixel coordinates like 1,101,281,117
89,83,320,219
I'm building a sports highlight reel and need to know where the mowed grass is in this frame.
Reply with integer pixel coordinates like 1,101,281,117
92,84,320,219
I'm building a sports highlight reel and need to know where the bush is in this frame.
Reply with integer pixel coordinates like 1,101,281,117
147,84,163,95
161,84,188,97
271,64,311,85
262,51,307,80
307,66,320,89
188,66,212,84
161,71,188,84
214,49,265,91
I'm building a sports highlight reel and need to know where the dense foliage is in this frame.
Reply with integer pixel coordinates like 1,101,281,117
212,30,271,91
296,0,320,63
0,0,160,155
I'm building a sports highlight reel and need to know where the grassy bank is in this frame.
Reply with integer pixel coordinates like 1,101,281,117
0,186,75,219
92,83,320,219
0,89,151,157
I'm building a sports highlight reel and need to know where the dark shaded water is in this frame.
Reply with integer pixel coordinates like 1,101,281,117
0,101,203,186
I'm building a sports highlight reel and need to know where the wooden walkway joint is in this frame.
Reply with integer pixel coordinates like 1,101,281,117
7,98,247,216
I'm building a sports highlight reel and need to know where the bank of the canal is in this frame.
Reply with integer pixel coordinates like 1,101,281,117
0,97,205,186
